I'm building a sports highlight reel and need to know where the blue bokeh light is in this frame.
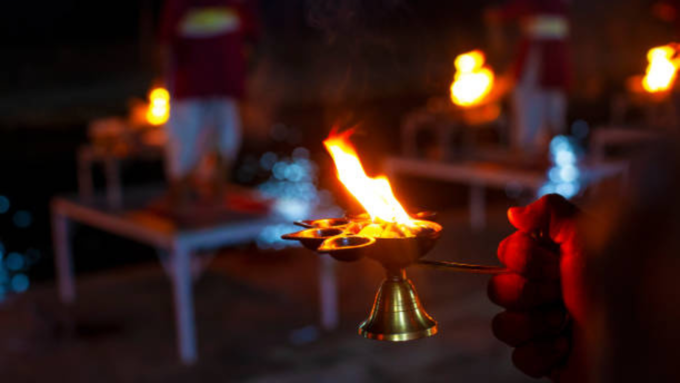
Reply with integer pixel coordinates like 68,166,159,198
0,196,9,214
292,147,310,159
259,152,278,171
539,135,583,199
13,210,33,228
559,165,580,183
255,147,338,249
571,119,590,140
5,252,25,271
10,274,29,293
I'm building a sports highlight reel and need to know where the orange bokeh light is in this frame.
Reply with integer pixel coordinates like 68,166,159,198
146,87,171,126
642,45,680,93
450,50,495,107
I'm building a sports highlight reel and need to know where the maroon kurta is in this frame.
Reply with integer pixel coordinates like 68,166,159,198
500,0,571,90
160,0,259,100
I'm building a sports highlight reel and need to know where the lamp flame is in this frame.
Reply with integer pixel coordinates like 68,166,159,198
450,50,495,107
323,129,416,232
642,45,680,93
146,87,171,125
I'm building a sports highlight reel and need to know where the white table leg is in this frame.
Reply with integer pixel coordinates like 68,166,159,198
470,183,486,231
319,256,339,331
171,241,198,364
52,211,76,304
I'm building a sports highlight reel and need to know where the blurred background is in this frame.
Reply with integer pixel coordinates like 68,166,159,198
0,0,677,381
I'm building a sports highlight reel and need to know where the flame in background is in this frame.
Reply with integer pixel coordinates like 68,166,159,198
146,87,171,125
450,50,495,107
323,129,415,228
642,45,680,93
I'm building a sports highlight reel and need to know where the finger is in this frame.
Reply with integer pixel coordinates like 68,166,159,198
498,232,560,280
512,336,570,378
492,308,568,347
488,274,562,310
507,194,579,244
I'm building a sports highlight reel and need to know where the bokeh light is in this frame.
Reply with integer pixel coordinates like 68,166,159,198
0,195,9,214
5,252,25,271
539,135,583,199
254,147,339,249
13,210,33,228
10,274,29,293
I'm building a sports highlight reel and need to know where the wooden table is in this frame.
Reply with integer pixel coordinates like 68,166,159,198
384,157,628,229
51,186,339,364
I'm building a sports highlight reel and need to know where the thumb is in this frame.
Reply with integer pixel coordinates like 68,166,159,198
508,194,579,245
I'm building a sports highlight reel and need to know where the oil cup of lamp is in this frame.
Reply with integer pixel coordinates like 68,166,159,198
282,129,506,342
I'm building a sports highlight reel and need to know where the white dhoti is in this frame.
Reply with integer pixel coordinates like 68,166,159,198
165,97,241,179
512,46,567,152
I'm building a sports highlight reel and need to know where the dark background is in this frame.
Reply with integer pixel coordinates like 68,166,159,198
0,0,674,285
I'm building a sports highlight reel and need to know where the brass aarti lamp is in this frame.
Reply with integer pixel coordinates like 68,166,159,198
282,210,506,342
282,212,505,342
284,129,506,341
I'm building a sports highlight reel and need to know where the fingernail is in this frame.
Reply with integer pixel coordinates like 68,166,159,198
508,206,524,221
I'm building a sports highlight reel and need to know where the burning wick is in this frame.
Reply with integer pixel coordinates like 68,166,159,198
450,50,495,107
323,129,423,238
642,44,680,93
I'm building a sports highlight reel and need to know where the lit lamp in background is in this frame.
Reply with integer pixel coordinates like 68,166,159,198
127,86,170,147
622,44,680,129
642,45,679,93
146,87,171,126
450,50,495,107
449,50,501,125
283,130,506,341
627,44,680,96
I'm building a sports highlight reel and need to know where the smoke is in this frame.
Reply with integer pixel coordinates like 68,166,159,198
306,0,407,41
304,0,415,128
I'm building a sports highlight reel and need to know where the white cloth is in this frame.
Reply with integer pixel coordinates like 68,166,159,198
166,97,241,178
512,47,567,152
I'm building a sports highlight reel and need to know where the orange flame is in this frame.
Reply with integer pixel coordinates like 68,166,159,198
323,129,415,228
642,45,680,93
146,87,171,125
450,50,495,107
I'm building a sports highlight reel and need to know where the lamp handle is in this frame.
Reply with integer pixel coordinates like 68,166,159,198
416,260,508,275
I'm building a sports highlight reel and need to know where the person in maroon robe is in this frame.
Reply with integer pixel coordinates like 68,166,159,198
159,0,259,204
487,0,572,154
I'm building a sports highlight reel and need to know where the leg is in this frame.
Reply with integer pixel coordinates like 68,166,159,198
514,87,545,153
512,47,544,154
52,210,75,304
166,100,203,206
214,98,242,195
470,183,486,231
319,256,339,331
546,90,568,137
171,241,197,364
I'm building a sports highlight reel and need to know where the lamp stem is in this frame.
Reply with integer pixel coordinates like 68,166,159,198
385,268,407,281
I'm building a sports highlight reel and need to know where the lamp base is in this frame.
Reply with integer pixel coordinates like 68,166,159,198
358,269,438,342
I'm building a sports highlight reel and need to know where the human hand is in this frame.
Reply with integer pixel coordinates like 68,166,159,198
489,194,590,381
